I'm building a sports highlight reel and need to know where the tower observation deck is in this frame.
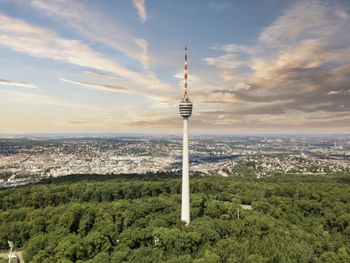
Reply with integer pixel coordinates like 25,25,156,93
179,46,193,118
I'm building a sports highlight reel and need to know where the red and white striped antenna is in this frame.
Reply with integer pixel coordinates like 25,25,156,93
184,46,188,98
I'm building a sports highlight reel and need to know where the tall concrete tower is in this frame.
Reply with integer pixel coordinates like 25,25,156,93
179,46,193,224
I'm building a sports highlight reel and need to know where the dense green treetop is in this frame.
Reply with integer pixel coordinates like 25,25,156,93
0,172,349,262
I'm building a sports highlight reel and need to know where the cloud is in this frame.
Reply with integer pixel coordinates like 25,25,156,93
60,78,128,93
0,79,38,89
203,53,242,69
0,89,100,110
208,1,233,11
211,44,256,55
327,90,341,95
174,72,200,82
60,77,171,105
259,0,348,47
201,0,350,131
84,71,120,80
132,0,148,23
0,12,172,95
134,38,151,68
0,13,135,79
11,0,151,68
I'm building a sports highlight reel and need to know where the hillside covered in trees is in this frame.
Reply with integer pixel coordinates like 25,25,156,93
0,173,350,262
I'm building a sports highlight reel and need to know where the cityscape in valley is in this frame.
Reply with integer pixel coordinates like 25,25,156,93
1,134,349,188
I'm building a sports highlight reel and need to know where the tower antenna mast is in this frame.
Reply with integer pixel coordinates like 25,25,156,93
184,46,188,98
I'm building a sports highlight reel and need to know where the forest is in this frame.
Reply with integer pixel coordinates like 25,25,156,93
0,172,350,262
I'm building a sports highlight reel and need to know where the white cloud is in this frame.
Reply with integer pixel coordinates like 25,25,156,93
0,89,100,110
132,0,148,23
327,90,341,95
8,0,151,68
135,38,151,68
60,78,170,105
234,82,251,91
259,1,348,47
203,53,243,69
60,78,128,93
0,79,38,89
0,13,135,78
208,1,233,11
84,71,120,80
211,43,256,55
201,0,350,131
174,72,200,82
0,13,172,94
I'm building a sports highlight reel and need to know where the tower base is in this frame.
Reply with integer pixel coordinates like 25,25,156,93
8,254,19,263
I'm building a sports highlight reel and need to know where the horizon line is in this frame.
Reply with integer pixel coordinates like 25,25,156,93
0,132,350,138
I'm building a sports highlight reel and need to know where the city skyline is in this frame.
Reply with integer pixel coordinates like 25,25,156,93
1,0,350,134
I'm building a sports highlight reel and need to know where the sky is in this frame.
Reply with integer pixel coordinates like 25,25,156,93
0,0,349,134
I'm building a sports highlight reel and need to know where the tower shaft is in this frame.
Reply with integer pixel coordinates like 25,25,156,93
181,117,190,224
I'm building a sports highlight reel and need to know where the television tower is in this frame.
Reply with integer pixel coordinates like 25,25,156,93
179,46,193,224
